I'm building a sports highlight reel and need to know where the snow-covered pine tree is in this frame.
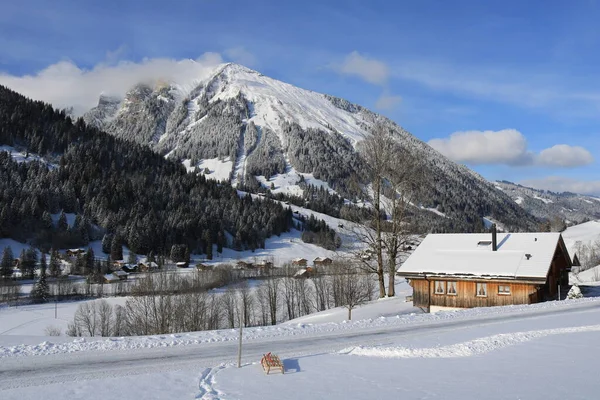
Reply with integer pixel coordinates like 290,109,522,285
567,284,584,299
31,254,50,303
0,246,13,278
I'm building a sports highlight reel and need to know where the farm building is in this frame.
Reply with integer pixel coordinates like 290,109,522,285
292,258,308,267
313,257,333,266
397,227,572,312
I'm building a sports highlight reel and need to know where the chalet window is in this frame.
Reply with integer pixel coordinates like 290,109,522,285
434,281,446,294
498,285,511,295
447,281,457,295
476,283,487,297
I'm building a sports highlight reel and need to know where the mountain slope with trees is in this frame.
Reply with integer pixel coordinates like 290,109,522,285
495,181,600,226
0,85,293,256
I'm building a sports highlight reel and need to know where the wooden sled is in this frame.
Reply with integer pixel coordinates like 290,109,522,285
261,352,284,374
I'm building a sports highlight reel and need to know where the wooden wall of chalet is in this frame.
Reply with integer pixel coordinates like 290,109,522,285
411,279,541,309
541,240,571,300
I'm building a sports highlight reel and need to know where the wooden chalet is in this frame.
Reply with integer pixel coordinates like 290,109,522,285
294,267,315,279
398,227,572,312
313,257,333,266
113,270,129,280
137,261,157,272
292,258,308,267
236,260,254,270
66,248,86,257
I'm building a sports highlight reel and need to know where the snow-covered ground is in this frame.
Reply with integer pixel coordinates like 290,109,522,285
1,298,599,399
0,145,57,169
562,220,600,255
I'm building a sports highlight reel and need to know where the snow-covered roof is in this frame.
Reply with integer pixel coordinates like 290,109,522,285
398,232,566,280
294,268,307,277
104,274,120,282
113,270,128,276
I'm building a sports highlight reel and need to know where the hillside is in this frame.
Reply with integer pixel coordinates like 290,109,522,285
0,85,293,256
495,180,600,224
84,63,539,232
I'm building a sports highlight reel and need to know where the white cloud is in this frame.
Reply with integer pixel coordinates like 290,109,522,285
224,47,257,67
428,129,533,165
0,52,223,115
537,144,594,167
338,51,389,85
429,129,595,168
520,176,600,196
375,92,402,110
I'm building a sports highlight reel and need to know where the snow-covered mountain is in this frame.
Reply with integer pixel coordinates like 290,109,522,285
84,62,538,231
495,181,600,225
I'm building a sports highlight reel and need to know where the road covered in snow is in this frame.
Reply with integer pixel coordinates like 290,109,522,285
1,297,600,399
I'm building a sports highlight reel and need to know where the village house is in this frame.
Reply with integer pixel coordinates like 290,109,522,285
313,257,333,266
236,260,254,270
113,270,129,281
137,261,158,272
397,226,572,312
292,258,308,267
293,266,315,279
66,248,86,258
103,273,121,284
176,261,189,268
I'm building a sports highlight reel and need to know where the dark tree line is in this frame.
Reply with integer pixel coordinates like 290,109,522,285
0,85,293,256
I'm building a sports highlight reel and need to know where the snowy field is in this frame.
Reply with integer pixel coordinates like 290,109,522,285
1,298,599,399
562,220,600,255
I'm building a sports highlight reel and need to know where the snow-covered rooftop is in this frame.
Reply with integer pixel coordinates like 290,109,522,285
398,232,565,280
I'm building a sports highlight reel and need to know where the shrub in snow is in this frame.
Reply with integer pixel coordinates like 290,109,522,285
567,285,583,299
44,325,62,336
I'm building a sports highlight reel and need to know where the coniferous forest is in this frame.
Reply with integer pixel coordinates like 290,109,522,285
0,85,293,256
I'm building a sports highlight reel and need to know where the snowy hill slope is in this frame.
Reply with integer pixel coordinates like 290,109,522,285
84,62,538,232
495,180,600,224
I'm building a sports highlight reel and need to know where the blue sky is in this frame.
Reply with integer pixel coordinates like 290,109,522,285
1,0,600,194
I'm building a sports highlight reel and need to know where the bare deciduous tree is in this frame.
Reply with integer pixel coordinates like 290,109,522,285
352,122,423,297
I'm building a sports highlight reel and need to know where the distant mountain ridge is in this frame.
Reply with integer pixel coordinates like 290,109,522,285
495,181,600,225
84,62,539,232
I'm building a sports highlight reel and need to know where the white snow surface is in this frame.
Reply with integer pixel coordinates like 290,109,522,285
209,63,367,145
562,220,600,255
1,298,600,399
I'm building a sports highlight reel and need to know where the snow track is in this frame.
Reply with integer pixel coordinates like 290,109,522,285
345,324,600,358
197,366,229,399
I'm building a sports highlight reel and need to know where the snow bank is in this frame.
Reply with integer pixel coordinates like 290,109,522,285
345,324,600,358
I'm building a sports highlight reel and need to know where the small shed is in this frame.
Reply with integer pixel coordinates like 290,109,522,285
103,274,120,284
113,270,129,281
176,261,189,268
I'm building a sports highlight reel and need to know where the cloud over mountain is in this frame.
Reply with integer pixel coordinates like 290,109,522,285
429,129,594,168
0,53,223,115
